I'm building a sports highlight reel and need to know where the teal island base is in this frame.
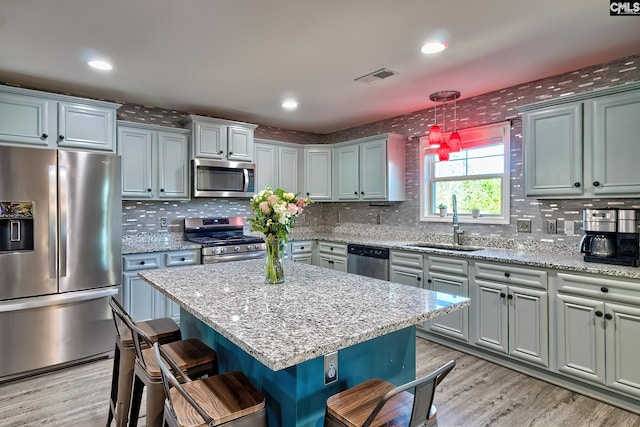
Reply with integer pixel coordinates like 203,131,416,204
180,309,417,427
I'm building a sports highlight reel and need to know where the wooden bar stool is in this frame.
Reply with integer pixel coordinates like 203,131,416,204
125,316,219,427
108,297,182,427
152,342,268,427
325,360,455,427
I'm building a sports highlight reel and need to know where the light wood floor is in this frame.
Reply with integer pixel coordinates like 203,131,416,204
0,338,638,426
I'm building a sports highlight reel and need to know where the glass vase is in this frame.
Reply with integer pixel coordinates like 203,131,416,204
264,235,285,284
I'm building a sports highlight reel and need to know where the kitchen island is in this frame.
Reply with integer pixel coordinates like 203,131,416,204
139,259,469,427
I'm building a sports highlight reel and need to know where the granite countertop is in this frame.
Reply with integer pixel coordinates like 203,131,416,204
122,231,640,280
138,259,470,371
291,233,640,280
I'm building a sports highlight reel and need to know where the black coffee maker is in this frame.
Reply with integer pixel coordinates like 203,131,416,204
579,208,639,267
616,209,640,267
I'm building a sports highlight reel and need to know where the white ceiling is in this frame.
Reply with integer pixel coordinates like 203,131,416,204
1,0,639,134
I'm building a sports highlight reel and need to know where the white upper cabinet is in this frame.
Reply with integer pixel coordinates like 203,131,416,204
0,85,119,152
254,139,301,193
523,103,583,197
590,89,640,195
304,145,332,200
118,121,190,200
180,114,257,162
333,133,405,202
519,82,640,198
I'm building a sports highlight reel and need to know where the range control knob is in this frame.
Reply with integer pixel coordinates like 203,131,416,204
234,246,241,252
221,247,227,254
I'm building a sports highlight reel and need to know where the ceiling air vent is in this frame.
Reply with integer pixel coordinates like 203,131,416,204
354,68,398,84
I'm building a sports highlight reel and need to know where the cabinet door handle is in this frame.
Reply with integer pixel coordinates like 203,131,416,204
500,292,506,298
604,313,613,320
507,294,513,300
354,191,358,195
416,276,422,281
41,133,48,140
593,181,600,187
59,135,64,141
574,182,581,188
361,191,364,195
600,286,609,293
504,272,510,278
160,188,165,193
306,192,310,196
229,151,233,155
218,150,223,154
427,279,432,284
595,310,603,317
147,188,152,192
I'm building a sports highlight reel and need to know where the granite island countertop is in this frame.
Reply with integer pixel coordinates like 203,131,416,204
138,259,470,371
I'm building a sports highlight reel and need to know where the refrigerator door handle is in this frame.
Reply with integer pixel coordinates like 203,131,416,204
48,164,57,279
0,286,119,313
58,165,68,278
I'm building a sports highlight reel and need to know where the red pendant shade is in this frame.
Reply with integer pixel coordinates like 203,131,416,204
448,131,461,152
428,125,442,145
437,142,451,161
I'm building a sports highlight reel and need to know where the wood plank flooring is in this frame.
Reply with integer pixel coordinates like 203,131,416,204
0,338,638,426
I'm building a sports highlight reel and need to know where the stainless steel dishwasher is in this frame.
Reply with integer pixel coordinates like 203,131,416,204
347,244,389,280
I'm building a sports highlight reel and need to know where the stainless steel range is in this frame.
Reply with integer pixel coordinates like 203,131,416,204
185,217,265,264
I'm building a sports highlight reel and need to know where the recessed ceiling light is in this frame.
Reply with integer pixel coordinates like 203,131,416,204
88,60,113,71
282,99,298,111
420,41,448,55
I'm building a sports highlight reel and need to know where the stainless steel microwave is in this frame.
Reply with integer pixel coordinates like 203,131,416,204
192,159,256,198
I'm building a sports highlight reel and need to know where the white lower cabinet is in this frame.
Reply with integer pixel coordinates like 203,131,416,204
315,241,347,272
122,249,200,323
290,240,314,264
426,256,469,342
555,272,640,398
473,262,549,367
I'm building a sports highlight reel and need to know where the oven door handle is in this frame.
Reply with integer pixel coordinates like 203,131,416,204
202,251,265,264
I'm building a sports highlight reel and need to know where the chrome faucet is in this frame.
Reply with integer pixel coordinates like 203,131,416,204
452,194,464,245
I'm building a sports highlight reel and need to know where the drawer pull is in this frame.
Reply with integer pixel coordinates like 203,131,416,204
600,286,609,293
574,182,581,188
140,261,145,266
507,294,513,300
427,279,432,284
41,133,48,140
180,257,186,261
504,272,510,278
595,310,603,317
500,292,506,298
604,313,613,320
416,276,421,281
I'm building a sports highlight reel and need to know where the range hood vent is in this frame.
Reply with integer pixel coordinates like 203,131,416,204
354,68,398,84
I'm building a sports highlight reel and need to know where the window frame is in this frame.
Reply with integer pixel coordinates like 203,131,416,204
419,121,511,225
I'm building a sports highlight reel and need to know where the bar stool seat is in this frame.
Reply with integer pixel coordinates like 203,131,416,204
153,342,267,427
107,298,182,427
325,360,455,427
127,319,218,427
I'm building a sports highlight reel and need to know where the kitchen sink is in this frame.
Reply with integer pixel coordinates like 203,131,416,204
401,242,484,252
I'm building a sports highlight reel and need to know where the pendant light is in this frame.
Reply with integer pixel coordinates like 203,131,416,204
448,97,461,152
428,102,442,145
428,90,462,160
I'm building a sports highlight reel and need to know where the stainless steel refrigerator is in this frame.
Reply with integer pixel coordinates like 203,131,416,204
0,146,121,381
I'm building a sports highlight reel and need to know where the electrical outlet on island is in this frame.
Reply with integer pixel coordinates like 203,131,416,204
324,351,338,385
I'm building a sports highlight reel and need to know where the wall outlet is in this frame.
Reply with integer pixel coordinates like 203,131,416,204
546,219,557,234
516,218,531,233
565,220,575,235
324,351,338,385
160,217,168,227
